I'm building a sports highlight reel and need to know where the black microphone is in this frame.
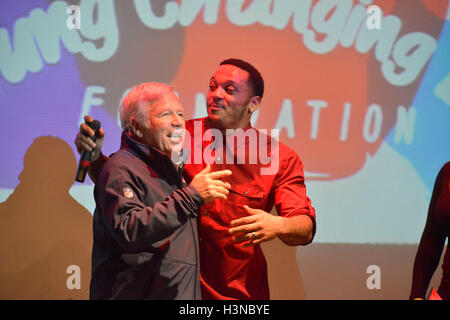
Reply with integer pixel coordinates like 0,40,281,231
75,119,101,183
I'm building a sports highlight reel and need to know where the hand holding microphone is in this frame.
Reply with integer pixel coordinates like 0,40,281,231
75,116,103,182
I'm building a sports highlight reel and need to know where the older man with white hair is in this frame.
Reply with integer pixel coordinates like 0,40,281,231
89,82,231,299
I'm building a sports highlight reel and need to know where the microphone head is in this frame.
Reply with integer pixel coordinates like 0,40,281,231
89,120,101,133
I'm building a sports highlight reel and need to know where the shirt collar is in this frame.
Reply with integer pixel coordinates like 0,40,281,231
203,118,254,150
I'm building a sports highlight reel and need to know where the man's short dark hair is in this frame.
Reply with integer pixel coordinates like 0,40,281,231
219,58,264,100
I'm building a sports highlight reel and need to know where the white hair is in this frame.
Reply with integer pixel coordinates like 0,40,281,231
119,82,174,131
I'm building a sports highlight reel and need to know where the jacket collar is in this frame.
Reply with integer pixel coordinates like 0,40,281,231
120,131,186,177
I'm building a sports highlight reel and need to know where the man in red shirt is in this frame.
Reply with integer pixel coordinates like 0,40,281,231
76,58,316,300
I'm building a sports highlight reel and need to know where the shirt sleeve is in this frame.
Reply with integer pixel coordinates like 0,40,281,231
95,162,204,253
272,148,316,233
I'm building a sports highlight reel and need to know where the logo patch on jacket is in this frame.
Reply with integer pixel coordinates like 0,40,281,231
123,186,134,199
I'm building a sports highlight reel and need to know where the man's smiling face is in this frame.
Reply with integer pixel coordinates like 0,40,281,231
140,92,185,157
206,64,256,130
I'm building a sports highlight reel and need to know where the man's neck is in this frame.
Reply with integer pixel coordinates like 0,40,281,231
205,118,252,133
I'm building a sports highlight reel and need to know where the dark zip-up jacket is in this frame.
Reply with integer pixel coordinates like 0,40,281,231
90,131,203,299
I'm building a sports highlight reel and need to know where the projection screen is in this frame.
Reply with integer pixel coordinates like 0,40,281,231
0,0,449,300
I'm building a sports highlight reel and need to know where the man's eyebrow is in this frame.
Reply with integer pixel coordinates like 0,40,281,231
210,78,239,86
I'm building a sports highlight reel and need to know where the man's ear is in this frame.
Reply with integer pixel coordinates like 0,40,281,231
135,129,143,138
130,118,143,138
249,96,261,113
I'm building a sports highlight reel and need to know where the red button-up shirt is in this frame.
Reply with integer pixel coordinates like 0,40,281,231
183,117,316,300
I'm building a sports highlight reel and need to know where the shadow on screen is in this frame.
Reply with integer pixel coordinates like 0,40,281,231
0,136,92,299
